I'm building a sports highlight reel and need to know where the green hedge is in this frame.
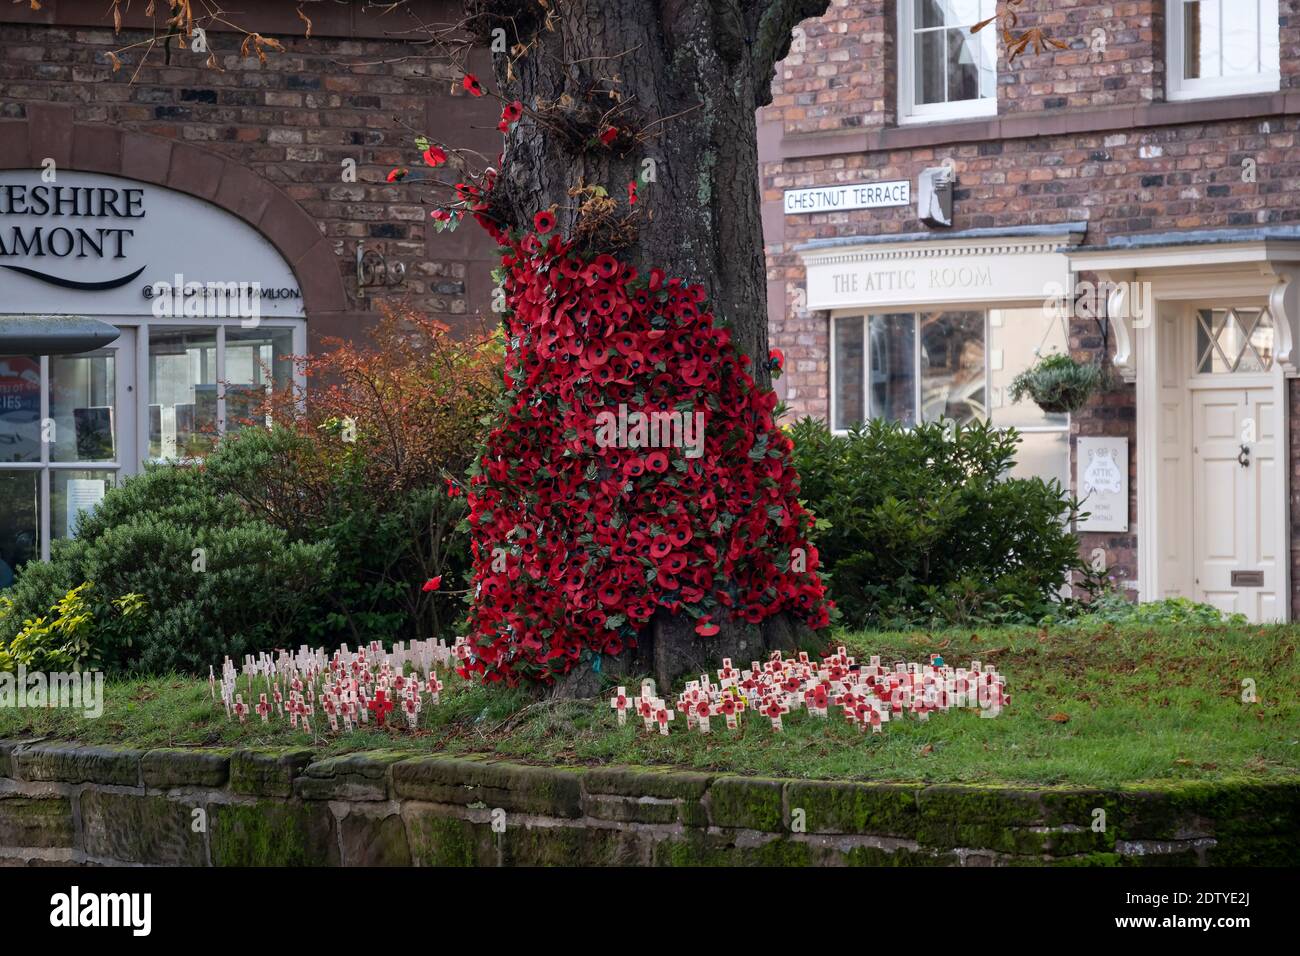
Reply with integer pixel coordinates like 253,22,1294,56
789,417,1083,628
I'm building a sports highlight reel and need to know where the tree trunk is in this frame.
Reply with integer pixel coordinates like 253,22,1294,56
475,0,830,696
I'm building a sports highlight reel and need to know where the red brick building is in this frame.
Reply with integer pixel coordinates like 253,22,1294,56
762,0,1300,620
0,0,496,578
2,0,1298,622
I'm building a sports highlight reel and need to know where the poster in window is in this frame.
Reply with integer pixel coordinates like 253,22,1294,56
73,406,115,461
65,478,106,539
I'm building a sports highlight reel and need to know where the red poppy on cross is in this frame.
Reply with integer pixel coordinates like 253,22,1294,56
760,696,790,731
610,686,631,725
368,690,394,727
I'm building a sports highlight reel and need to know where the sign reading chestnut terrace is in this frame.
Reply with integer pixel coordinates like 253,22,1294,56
0,170,304,317
784,180,911,215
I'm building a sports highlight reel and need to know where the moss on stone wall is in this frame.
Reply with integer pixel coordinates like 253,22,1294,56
1,739,1295,867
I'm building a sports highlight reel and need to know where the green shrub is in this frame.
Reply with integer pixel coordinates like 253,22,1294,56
0,582,146,673
0,465,334,674
1044,589,1248,627
204,425,471,644
789,417,1083,628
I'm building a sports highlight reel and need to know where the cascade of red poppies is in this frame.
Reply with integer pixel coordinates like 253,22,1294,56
458,221,832,685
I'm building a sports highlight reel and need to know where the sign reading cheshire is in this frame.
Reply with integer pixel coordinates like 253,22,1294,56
0,170,303,317
784,180,911,215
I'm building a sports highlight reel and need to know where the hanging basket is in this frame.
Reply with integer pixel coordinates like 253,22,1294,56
1008,354,1103,415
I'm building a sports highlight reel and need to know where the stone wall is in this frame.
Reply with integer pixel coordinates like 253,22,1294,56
1,739,1295,866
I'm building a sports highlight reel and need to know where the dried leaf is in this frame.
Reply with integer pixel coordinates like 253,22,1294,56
107,50,122,73
1047,711,1070,723
297,5,313,39
970,16,995,34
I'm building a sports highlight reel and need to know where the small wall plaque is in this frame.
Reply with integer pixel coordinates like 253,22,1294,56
1076,437,1129,532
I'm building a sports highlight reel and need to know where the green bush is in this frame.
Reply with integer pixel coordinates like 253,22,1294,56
789,417,1083,628
204,425,471,644
1044,589,1248,627
0,465,334,674
0,583,146,673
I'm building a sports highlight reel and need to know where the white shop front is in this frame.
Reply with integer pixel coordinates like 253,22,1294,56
798,226,1085,489
0,170,305,581
1069,234,1300,621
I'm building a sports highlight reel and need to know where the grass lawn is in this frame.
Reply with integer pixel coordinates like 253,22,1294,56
2,623,1297,788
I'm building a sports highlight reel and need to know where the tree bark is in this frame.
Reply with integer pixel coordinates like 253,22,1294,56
475,0,831,696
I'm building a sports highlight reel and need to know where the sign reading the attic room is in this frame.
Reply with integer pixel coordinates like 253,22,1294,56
784,180,911,215
1077,437,1129,532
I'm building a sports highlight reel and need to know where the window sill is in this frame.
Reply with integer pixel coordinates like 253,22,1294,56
1167,80,1282,103
761,91,1300,162
898,101,998,127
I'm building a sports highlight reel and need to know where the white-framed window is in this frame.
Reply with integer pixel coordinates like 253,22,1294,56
0,316,305,575
830,307,1070,485
1167,0,1279,101
897,0,998,124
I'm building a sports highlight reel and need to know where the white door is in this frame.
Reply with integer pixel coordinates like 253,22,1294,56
1191,386,1279,620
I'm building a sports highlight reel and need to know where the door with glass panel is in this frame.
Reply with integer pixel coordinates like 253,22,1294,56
0,330,135,578
1189,305,1281,621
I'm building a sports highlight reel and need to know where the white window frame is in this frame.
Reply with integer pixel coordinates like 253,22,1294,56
1166,0,1280,102
138,316,306,466
829,307,1070,442
897,0,998,125
0,316,307,567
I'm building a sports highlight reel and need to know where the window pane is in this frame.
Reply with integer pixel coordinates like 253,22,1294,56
1222,0,1260,76
224,327,294,433
978,22,997,99
149,327,218,461
51,470,116,541
989,308,1069,429
1007,430,1071,487
832,316,865,431
914,30,947,105
868,314,916,425
1250,308,1275,368
915,0,945,30
0,470,38,585
919,311,985,425
946,26,982,101
0,356,42,463
947,0,986,22
1183,0,1221,80
49,349,116,463
1261,1,1280,73
1195,308,1273,373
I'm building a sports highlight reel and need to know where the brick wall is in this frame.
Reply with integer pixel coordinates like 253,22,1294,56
0,0,501,347
761,1,1300,595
